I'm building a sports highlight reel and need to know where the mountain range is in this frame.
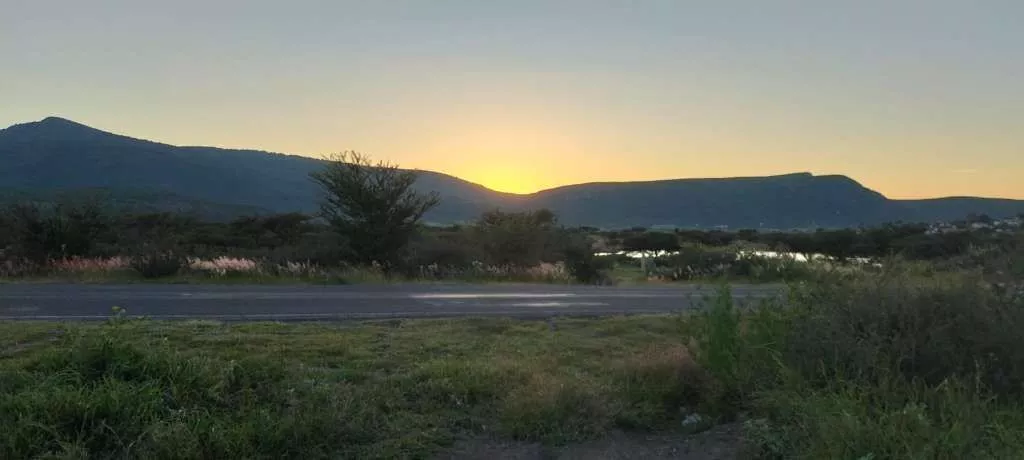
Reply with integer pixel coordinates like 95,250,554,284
2,117,1022,229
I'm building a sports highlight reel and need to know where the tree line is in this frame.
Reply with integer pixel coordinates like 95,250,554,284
1,151,1018,281
0,152,608,282
608,224,1002,261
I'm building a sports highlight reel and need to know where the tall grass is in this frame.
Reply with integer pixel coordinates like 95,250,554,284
685,264,1024,458
0,255,580,284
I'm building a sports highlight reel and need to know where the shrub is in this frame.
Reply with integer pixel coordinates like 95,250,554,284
684,285,792,414
661,247,737,280
2,201,111,262
563,238,613,285
691,265,1024,398
730,253,815,282
131,253,186,279
686,262,1024,458
473,209,562,267
657,247,819,282
0,258,42,278
407,232,482,269
266,260,327,278
782,269,1024,396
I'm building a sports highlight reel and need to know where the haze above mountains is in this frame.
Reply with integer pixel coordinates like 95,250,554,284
2,117,1022,229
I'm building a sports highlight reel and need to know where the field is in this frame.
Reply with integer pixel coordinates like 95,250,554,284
3,265,1023,459
1,314,711,459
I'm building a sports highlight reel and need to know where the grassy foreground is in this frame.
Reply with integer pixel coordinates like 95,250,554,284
0,315,703,459
2,267,1024,459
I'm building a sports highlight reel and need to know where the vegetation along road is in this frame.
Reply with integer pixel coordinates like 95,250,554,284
0,283,783,321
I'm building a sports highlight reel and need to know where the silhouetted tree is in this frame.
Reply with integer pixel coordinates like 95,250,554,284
562,232,612,284
967,213,994,225
310,151,439,270
0,212,13,251
622,231,679,272
622,231,679,255
736,229,759,241
261,213,314,246
3,201,110,261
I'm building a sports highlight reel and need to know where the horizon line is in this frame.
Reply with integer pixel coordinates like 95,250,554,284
4,116,1019,202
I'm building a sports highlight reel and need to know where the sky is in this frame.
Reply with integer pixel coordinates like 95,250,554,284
2,1,1022,198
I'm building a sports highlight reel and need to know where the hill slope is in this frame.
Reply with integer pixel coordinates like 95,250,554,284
523,173,894,228
0,117,506,222
2,117,1022,228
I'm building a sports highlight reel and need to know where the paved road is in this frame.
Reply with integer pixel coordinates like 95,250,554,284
0,283,784,321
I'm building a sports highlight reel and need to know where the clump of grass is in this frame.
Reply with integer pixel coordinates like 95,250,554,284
499,372,612,442
683,284,791,415
611,344,706,430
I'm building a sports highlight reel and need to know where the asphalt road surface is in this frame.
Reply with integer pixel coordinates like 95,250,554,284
0,283,785,321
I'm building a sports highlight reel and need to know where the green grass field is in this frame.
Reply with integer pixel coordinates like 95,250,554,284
2,267,1023,459
0,315,708,459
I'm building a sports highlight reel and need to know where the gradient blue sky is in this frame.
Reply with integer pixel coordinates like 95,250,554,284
3,1,1022,197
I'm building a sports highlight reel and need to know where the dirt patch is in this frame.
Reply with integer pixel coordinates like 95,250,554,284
436,424,743,460
436,439,547,460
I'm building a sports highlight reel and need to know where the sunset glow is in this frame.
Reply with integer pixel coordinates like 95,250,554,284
3,1,1022,199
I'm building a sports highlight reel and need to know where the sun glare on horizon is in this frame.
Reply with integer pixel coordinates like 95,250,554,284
448,163,550,195
413,109,595,195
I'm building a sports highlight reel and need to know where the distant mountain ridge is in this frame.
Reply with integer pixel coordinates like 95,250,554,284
2,117,1022,228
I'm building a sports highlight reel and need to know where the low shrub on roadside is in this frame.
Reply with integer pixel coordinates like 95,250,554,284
652,247,817,283
265,260,330,279
564,240,614,285
414,261,574,283
782,269,1024,395
0,258,42,278
130,253,186,279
